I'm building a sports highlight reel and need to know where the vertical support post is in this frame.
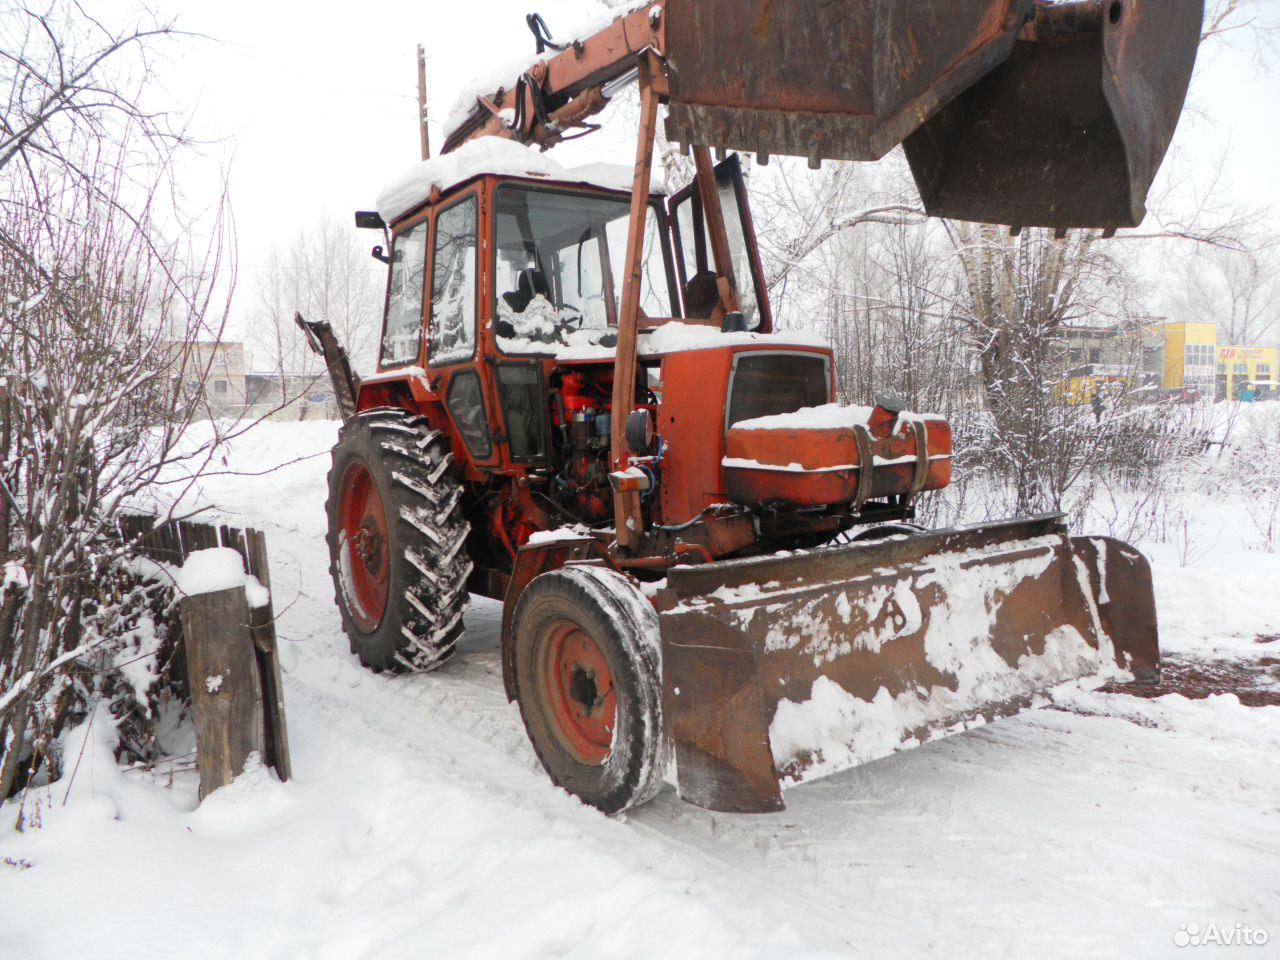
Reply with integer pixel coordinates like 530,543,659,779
692,145,741,315
245,529,291,782
182,588,265,800
610,52,660,552
417,44,431,161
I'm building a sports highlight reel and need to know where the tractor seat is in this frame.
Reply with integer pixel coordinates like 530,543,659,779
502,267,551,314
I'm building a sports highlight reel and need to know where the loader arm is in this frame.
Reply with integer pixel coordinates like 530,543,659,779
440,0,1204,550
442,0,1203,231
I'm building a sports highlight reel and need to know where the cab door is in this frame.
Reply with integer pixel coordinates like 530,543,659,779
424,188,501,469
670,153,773,332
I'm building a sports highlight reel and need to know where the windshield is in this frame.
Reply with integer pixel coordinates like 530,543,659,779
493,185,674,355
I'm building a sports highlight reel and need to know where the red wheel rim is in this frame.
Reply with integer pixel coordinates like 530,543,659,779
337,461,389,632
540,622,617,766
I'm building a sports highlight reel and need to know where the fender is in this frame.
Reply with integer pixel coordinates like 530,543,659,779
355,366,432,416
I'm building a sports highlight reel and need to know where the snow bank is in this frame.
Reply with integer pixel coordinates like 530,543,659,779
173,547,270,608
376,138,658,225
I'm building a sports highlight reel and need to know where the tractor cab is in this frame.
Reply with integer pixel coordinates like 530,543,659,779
369,139,769,371
360,140,783,472
349,138,948,571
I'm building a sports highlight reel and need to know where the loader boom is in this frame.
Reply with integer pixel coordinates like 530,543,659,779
441,0,1203,548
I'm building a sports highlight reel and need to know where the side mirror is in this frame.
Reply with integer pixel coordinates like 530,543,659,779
354,211,386,230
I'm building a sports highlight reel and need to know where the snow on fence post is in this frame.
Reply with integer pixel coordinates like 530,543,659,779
122,514,291,798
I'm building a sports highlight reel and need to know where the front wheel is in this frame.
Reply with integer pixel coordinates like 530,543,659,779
511,566,666,815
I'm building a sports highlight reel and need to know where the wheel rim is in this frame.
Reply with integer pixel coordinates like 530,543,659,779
539,621,617,766
337,461,390,632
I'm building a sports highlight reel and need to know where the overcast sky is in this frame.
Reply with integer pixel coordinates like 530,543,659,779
143,0,1280,337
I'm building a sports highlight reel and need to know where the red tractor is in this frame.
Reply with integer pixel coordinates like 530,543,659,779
303,0,1202,814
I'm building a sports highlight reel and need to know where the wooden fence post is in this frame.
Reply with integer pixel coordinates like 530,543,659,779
180,586,266,800
131,515,291,799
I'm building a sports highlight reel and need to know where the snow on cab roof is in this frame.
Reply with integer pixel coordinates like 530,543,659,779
376,138,661,225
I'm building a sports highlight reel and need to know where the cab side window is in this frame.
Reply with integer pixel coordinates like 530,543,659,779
429,196,479,365
381,219,428,366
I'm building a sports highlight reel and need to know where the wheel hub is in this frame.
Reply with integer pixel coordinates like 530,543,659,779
567,666,603,715
354,519,384,574
337,461,390,632
542,623,617,766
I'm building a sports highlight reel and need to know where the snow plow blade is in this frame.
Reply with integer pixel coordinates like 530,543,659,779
652,516,1157,813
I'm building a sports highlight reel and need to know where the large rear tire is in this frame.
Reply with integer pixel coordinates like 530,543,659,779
511,566,666,814
325,409,471,672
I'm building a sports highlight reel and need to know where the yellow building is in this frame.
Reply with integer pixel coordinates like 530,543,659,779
1161,321,1217,392
1217,345,1278,400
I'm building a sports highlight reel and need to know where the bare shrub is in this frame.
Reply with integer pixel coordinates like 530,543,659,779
0,5,239,810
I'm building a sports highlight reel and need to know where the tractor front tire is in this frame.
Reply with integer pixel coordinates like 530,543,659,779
511,566,666,815
325,409,471,672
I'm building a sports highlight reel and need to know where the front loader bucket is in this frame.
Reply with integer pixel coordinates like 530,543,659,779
903,0,1204,229
663,0,1034,165
662,0,1202,230
653,517,1157,813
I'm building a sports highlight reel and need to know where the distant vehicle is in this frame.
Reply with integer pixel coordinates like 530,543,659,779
1158,386,1203,405
1243,380,1278,402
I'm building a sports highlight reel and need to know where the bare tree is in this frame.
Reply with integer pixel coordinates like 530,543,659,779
1202,0,1279,46
0,3,194,262
1169,240,1280,345
0,4,240,811
246,213,383,404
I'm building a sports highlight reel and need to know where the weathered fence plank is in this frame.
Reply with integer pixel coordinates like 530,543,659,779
181,586,266,800
245,528,291,782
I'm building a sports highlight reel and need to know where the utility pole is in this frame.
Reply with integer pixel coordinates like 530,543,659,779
417,44,431,160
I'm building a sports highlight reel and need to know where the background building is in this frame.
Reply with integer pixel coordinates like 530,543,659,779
1157,322,1278,400
1217,345,1278,400
167,341,338,419
169,341,247,415
1161,321,1218,395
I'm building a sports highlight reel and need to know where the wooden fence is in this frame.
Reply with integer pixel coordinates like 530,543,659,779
117,513,291,798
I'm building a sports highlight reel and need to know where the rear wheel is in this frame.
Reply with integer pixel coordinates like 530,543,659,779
511,566,666,814
325,409,471,671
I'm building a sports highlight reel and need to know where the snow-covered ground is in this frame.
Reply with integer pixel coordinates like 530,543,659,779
3,411,1279,959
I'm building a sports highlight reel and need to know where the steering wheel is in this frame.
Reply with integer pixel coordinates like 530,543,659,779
559,305,585,331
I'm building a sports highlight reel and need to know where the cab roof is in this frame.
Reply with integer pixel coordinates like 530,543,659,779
375,137,665,225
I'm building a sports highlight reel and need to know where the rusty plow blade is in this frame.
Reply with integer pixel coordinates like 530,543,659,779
653,517,1158,813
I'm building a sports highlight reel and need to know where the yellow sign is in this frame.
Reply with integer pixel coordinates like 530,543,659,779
1217,346,1269,362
